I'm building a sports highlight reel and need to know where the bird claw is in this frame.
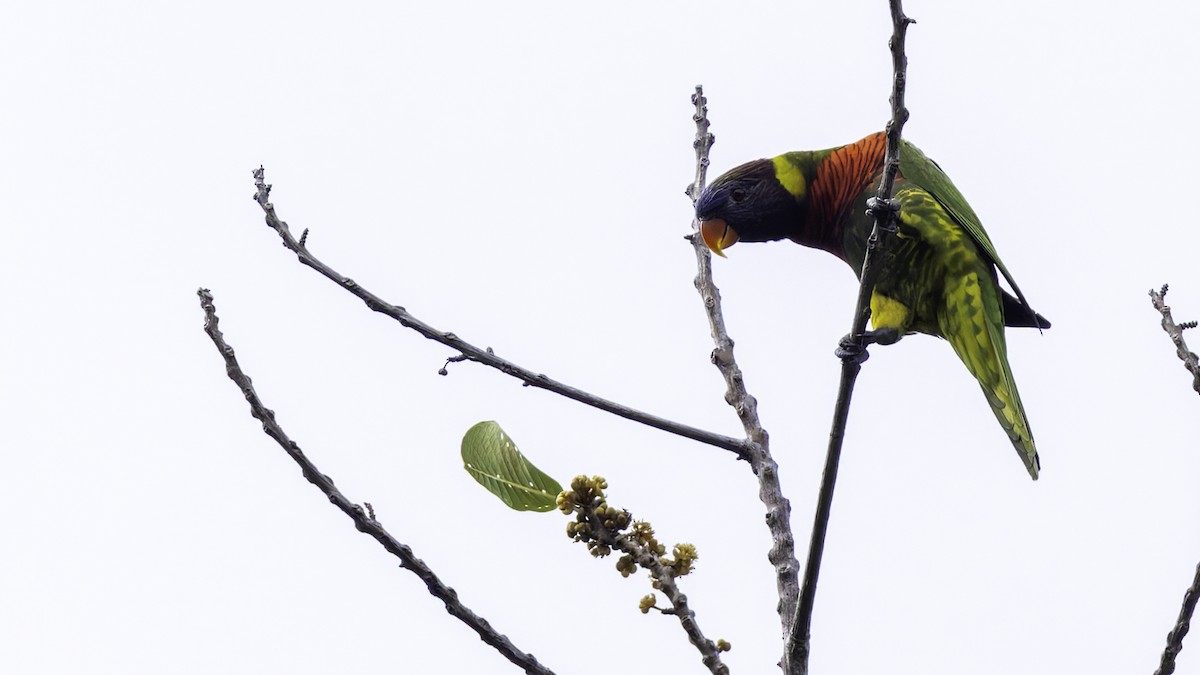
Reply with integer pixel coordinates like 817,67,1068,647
836,328,902,363
865,196,901,218
835,335,870,364
864,327,902,346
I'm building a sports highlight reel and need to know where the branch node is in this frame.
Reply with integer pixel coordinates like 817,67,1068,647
1149,284,1200,395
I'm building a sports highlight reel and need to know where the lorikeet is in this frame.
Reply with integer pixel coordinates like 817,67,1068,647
695,132,1047,479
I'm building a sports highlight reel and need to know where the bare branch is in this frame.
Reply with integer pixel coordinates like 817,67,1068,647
1148,284,1200,674
685,85,800,635
787,2,915,672
249,167,750,460
1155,562,1200,675
196,288,555,675
1149,284,1200,395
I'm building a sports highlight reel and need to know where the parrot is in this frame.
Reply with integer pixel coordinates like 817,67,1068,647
694,131,1048,479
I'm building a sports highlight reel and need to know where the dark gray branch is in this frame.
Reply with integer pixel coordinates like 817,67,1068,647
249,167,750,460
685,85,800,637
1155,562,1200,675
1149,284,1200,395
786,2,914,673
196,288,554,675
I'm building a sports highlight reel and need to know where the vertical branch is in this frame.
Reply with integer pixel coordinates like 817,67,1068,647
686,86,801,636
1148,284,1200,675
785,2,915,673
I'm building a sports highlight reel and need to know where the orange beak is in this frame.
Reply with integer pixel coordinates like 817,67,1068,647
699,218,740,257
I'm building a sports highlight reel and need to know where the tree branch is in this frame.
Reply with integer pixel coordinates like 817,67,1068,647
196,288,554,675
1149,284,1200,395
614,533,727,675
562,476,728,675
249,168,750,460
685,85,800,636
786,2,914,673
1148,284,1200,675
1155,563,1200,675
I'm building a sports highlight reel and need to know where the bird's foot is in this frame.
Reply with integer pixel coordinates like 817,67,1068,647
866,197,901,231
835,335,869,364
835,328,902,364
862,327,901,346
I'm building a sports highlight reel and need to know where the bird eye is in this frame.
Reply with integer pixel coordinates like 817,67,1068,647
731,188,748,203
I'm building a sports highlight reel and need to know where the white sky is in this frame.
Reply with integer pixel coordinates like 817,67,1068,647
3,1,1199,673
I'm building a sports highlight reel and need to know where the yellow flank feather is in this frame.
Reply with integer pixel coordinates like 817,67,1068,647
772,155,807,198
869,292,911,332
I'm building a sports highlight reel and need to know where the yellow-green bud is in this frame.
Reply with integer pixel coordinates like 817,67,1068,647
638,594,657,613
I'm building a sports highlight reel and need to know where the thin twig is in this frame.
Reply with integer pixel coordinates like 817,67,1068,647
1155,562,1200,675
612,532,727,675
197,288,554,675
686,85,800,635
249,167,750,460
563,477,728,675
786,2,914,673
1149,284,1200,395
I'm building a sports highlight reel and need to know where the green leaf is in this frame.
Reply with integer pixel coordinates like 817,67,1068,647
461,421,563,512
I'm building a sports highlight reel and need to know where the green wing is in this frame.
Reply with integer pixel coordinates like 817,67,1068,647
937,250,1041,480
899,141,1037,319
894,184,1041,479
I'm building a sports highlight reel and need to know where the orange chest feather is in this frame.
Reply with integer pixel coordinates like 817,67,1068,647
809,132,889,230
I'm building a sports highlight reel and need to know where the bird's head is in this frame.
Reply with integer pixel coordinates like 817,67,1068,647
695,156,809,257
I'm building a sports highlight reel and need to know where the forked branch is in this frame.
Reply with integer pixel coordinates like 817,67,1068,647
249,168,750,459
1149,284,1200,395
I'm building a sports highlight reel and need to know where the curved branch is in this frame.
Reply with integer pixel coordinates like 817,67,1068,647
786,2,915,673
196,288,555,675
685,86,799,636
249,168,750,460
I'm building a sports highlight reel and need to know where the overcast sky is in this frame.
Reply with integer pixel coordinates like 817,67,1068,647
3,1,1199,673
